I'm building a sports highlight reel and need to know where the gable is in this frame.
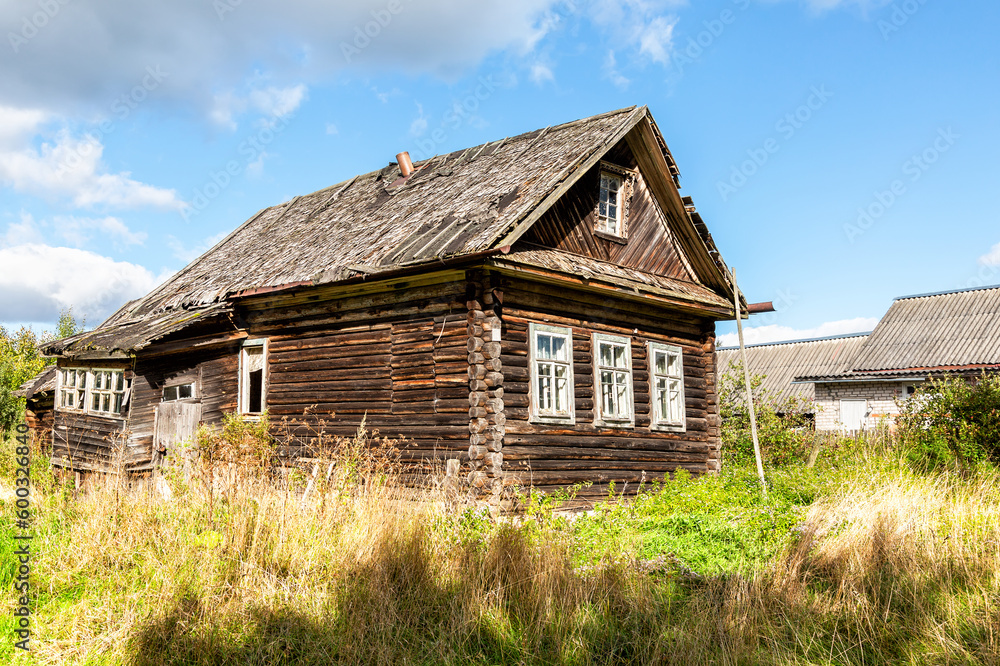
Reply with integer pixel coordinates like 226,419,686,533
521,137,697,282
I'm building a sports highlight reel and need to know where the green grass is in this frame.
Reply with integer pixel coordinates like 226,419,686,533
2,431,999,664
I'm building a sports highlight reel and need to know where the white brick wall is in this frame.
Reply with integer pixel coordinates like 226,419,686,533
814,381,906,431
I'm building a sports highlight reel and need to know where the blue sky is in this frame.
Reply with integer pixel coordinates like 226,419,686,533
0,0,996,345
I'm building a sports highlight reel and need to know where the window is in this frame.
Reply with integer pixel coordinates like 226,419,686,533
239,339,267,415
529,323,574,423
595,161,637,240
594,333,633,426
901,382,919,399
649,342,685,431
163,383,195,402
597,172,623,235
58,368,87,410
58,367,126,416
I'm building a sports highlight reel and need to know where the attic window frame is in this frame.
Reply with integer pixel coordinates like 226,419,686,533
595,161,637,241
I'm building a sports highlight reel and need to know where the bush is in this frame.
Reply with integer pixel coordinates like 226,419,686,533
719,359,814,466
896,373,1000,469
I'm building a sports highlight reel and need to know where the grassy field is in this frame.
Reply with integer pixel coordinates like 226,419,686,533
1,429,999,665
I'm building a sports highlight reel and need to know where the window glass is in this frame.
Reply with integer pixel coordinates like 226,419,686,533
649,343,685,429
530,325,574,422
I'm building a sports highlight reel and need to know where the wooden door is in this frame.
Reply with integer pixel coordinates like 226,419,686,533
153,402,203,464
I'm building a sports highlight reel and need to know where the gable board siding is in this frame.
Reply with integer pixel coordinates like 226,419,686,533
522,141,695,282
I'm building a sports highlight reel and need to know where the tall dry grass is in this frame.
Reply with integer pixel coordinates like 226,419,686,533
4,425,999,665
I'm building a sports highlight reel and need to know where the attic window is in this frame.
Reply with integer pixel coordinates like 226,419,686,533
595,161,636,240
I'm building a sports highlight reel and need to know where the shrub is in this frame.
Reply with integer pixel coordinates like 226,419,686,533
719,359,814,466
896,372,1000,469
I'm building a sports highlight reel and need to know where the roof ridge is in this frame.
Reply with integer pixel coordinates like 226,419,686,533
718,331,872,350
895,283,1000,301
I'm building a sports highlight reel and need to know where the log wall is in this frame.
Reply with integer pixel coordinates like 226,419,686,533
498,276,720,499
24,394,54,451
244,276,474,471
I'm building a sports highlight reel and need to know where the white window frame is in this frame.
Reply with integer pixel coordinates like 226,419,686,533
648,342,686,432
593,333,634,427
57,367,126,416
528,323,575,424
597,171,624,236
239,339,268,416
162,382,197,402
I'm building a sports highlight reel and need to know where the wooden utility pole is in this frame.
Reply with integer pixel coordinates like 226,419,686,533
731,269,767,496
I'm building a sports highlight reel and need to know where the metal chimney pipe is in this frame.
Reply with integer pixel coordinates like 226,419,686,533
396,151,414,178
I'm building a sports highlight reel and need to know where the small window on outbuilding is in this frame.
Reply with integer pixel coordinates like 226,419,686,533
239,339,267,415
529,323,575,424
163,383,195,402
593,333,634,426
648,342,685,431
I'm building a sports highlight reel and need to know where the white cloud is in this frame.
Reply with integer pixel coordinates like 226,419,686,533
530,61,555,84
51,215,147,248
3,212,146,251
325,122,339,135
586,0,681,69
245,151,269,179
0,115,183,210
0,244,160,325
409,102,428,136
211,82,309,130
603,50,630,88
979,241,1000,267
0,1,559,116
716,317,879,347
636,15,677,65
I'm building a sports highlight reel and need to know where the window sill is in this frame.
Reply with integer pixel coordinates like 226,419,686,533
594,419,635,429
594,230,628,245
650,422,686,434
529,414,576,426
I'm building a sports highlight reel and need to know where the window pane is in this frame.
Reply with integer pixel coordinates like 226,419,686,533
599,343,612,367
537,334,551,360
92,393,100,411
551,336,566,361
613,345,627,368
114,394,123,414
179,384,193,399
668,353,680,377
115,373,124,391
163,386,176,401
555,377,567,412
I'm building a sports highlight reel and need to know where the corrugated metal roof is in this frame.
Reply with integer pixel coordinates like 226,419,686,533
717,333,870,408
850,285,1000,371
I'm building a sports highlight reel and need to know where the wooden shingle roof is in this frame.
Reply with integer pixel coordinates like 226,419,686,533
45,106,736,356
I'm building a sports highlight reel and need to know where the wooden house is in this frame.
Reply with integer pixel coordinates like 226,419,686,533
38,106,743,501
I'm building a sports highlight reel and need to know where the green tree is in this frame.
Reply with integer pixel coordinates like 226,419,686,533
718,359,814,466
0,309,85,435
